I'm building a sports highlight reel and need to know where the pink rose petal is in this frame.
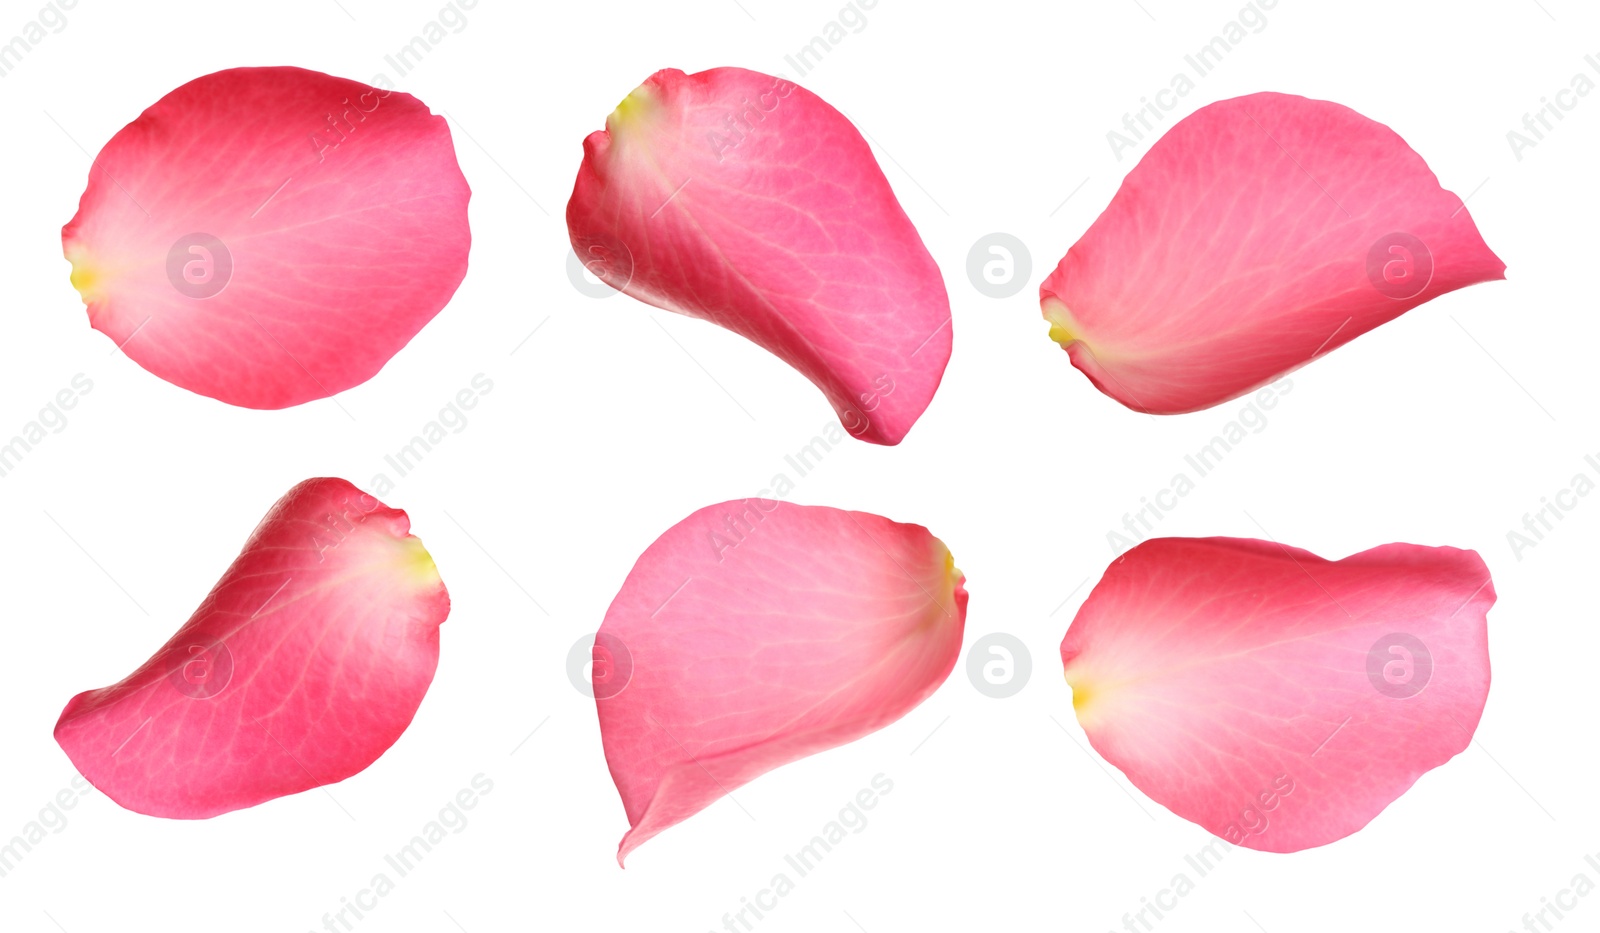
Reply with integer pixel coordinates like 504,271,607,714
1062,536,1493,852
1042,92,1504,414
567,67,952,445
55,478,450,818
63,66,471,408
596,500,967,863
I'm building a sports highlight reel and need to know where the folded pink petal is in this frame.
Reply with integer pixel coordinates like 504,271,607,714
1062,537,1493,852
596,500,966,863
1041,92,1505,414
567,67,952,445
63,66,471,408
55,478,449,818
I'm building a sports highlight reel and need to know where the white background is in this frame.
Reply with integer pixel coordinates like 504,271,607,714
0,1,1594,931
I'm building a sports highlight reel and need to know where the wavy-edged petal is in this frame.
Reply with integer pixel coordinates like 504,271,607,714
55,478,449,818
596,499,966,863
567,67,952,445
1062,537,1493,852
63,66,471,408
1041,92,1505,413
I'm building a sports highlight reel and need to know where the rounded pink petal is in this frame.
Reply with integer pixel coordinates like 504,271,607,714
62,67,471,408
1041,92,1505,414
54,478,450,818
596,500,967,863
1062,537,1493,852
567,67,952,446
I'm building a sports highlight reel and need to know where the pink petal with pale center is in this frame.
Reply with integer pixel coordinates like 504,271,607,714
55,478,449,818
596,500,967,863
63,66,471,408
1041,92,1504,414
567,67,952,446
1062,537,1493,852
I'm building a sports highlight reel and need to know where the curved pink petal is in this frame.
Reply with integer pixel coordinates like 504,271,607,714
1041,92,1505,414
596,500,967,863
62,67,471,408
1062,537,1493,852
566,67,951,446
55,478,449,818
